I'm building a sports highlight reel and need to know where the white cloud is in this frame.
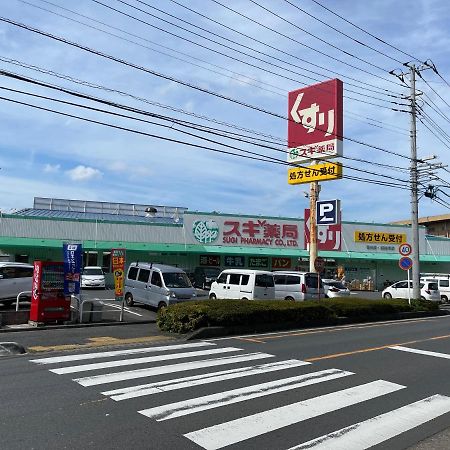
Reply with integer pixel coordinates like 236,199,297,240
65,165,103,181
43,163,61,173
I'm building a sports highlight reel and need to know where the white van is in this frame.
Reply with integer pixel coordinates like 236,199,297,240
420,274,450,302
124,263,197,309
273,271,325,301
209,269,275,300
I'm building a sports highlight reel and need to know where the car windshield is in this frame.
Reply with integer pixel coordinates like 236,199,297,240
163,272,192,288
204,268,220,277
83,268,103,276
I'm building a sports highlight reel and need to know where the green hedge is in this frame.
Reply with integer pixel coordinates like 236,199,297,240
157,297,439,334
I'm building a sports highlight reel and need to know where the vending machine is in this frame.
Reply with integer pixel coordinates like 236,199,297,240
29,261,71,324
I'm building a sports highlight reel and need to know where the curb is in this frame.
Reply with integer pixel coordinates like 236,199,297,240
0,342,27,355
0,319,156,333
186,310,450,340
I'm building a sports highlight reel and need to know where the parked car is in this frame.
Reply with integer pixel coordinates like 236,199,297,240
193,267,221,290
124,262,197,309
321,278,351,298
420,274,450,302
273,271,324,301
209,269,275,300
0,262,34,305
382,280,440,301
81,266,106,289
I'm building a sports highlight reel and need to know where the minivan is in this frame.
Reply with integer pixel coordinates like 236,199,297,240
124,263,197,309
273,271,325,301
421,275,450,302
209,269,275,300
0,262,34,305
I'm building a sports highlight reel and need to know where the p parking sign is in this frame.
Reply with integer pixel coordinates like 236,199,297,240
316,199,340,225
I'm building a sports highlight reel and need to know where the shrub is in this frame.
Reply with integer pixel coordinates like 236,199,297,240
156,297,440,334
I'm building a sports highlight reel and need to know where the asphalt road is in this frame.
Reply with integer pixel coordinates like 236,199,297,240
2,314,450,449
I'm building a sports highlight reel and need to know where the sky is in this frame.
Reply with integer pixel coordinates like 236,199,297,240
1,0,450,223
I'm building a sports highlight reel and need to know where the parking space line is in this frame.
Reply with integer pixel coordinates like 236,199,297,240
100,301,143,316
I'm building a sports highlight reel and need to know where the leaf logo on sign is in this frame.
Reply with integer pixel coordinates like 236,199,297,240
193,220,219,244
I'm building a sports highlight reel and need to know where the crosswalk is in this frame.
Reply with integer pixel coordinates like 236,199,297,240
30,341,450,449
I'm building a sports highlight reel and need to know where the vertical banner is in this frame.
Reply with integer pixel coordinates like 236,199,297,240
111,248,126,300
63,243,82,295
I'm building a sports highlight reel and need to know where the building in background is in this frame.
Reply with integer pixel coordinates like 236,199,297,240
1,197,449,291
392,214,450,238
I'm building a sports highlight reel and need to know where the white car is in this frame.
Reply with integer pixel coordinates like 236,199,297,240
81,266,106,289
382,280,440,302
321,278,351,298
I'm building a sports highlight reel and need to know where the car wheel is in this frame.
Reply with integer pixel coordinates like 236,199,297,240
209,293,217,300
125,293,134,307
383,293,392,299
442,295,448,303
157,301,167,311
285,296,295,302
420,296,426,301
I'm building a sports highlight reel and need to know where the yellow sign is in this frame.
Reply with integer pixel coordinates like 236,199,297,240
288,162,342,185
354,231,406,244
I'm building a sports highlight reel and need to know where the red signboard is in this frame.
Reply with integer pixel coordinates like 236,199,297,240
288,79,343,163
304,209,342,251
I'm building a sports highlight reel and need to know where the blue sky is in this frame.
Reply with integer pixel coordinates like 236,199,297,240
0,0,450,222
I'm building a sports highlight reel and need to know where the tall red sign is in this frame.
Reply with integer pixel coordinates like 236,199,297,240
288,79,343,164
304,209,341,251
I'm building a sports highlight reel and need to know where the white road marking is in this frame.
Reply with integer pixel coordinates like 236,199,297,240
100,301,143,317
389,345,450,360
30,342,216,364
139,368,354,421
287,394,450,450
104,359,310,401
184,380,405,450
50,347,242,374
74,352,274,386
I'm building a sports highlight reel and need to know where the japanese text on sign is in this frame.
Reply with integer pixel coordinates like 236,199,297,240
288,162,342,185
200,255,220,266
223,219,298,247
111,248,126,299
304,208,341,251
248,257,269,268
355,231,406,244
272,257,292,269
288,79,343,163
224,256,245,267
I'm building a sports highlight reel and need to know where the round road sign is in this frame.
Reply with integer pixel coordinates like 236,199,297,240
399,256,413,271
314,257,325,272
399,243,412,256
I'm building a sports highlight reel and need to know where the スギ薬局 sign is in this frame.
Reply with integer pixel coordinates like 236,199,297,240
288,79,343,164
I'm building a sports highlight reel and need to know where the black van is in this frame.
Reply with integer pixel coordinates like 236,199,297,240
193,267,221,290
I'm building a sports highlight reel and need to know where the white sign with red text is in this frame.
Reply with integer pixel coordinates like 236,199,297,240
288,79,343,164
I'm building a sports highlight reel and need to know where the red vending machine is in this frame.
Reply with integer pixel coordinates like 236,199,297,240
29,261,71,324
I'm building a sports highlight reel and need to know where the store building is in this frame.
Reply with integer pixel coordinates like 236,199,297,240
1,197,449,291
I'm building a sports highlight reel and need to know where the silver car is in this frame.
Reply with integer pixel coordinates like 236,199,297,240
0,262,34,305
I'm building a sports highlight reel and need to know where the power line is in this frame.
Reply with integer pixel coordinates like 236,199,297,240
19,0,286,98
164,0,402,98
93,0,406,105
281,0,404,65
0,92,412,190
308,0,423,64
0,17,413,159
248,0,392,74
0,74,413,184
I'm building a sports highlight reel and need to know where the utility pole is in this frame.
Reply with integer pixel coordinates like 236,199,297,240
409,64,421,300
309,162,320,273
391,62,431,299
